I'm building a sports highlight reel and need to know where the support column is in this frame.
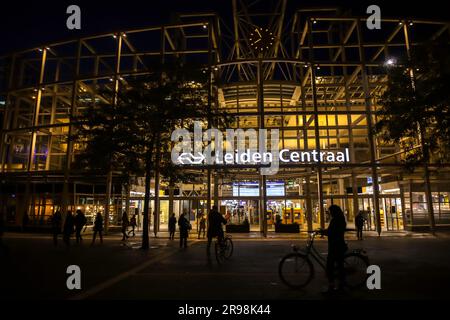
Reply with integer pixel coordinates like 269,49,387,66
356,19,382,235
105,34,123,233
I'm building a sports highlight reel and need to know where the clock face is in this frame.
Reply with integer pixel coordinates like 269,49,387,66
249,27,275,52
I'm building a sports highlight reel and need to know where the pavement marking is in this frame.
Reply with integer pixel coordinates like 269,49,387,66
68,240,201,300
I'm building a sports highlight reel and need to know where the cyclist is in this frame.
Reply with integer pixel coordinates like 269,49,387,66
206,205,229,254
318,204,347,292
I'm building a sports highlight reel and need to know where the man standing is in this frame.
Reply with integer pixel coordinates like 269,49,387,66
51,211,62,246
63,211,74,246
74,209,87,244
355,211,365,240
198,214,206,239
178,213,190,248
91,212,104,245
121,211,129,241
168,213,177,240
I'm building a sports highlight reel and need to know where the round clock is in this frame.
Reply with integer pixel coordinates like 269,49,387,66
249,27,275,53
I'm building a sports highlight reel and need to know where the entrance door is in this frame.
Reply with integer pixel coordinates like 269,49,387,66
383,198,403,231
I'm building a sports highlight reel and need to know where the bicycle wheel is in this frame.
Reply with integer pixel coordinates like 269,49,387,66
278,253,314,289
343,252,369,289
223,237,233,259
215,240,226,264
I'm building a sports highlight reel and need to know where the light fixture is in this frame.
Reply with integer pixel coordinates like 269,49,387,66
409,21,414,26
214,66,219,71
399,21,403,25
122,33,127,37
38,48,43,52
203,24,207,29
385,58,396,66
113,34,117,39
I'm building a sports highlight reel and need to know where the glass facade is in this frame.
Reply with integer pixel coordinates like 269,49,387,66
0,7,449,233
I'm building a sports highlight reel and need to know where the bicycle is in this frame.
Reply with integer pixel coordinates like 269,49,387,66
278,230,369,289
215,234,234,264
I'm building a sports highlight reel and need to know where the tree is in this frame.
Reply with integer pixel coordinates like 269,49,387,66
375,37,450,231
376,38,450,165
74,61,229,249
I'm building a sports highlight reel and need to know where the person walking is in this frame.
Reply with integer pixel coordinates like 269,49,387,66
198,214,206,239
21,212,29,232
178,213,190,248
63,211,74,246
0,211,7,256
74,209,87,244
355,211,365,240
51,211,62,246
319,205,348,293
168,213,177,240
128,214,137,237
121,211,129,241
91,212,104,245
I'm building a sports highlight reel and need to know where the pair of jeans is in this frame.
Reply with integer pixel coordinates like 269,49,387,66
326,249,345,287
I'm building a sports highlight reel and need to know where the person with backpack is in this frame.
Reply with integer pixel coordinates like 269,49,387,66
74,209,87,244
91,212,104,245
121,211,129,241
128,214,137,237
63,211,74,246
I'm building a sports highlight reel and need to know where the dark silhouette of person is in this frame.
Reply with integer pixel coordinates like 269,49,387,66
275,214,282,225
74,209,87,244
178,213,190,248
121,211,129,241
355,211,365,240
320,204,348,292
168,213,177,240
51,211,62,246
0,211,7,256
63,211,74,246
128,214,137,236
22,212,29,232
198,214,206,239
207,205,228,254
92,212,104,245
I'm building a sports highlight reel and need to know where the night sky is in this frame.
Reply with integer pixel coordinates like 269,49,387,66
0,0,448,55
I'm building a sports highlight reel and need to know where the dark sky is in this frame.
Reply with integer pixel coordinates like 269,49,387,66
0,0,448,55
